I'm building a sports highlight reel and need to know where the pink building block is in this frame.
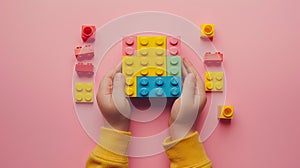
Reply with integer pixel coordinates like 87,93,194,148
122,36,137,56
167,36,181,56
204,52,223,65
74,45,94,61
75,63,94,77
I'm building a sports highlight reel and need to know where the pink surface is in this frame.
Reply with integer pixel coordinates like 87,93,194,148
0,0,299,167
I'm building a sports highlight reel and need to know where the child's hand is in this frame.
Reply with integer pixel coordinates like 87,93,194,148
97,65,131,131
169,58,207,140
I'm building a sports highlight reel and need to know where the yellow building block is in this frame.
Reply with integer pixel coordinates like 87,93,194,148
205,72,223,92
218,105,234,119
201,24,214,39
75,82,94,103
137,47,166,57
137,36,167,56
122,56,167,97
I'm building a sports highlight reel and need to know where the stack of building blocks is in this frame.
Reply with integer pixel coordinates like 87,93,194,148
218,105,234,119
122,35,182,98
205,72,224,92
73,25,96,104
74,82,94,103
200,24,214,40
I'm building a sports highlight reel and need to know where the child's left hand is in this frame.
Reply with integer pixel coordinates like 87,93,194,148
96,65,131,131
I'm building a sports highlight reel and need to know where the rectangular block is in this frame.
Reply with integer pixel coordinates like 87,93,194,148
137,48,166,57
167,56,182,76
137,36,166,56
218,105,234,119
205,72,224,92
122,56,166,77
75,63,94,77
200,24,214,40
74,45,94,61
137,76,182,98
122,36,137,56
204,52,223,65
74,82,94,103
167,36,181,56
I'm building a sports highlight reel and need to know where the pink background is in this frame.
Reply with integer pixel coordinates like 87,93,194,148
1,0,299,167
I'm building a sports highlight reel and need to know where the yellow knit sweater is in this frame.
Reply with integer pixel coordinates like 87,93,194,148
86,127,212,168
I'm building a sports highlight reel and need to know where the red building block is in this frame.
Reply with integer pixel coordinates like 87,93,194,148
81,25,96,42
74,45,94,61
75,63,94,77
167,36,181,56
122,36,137,56
204,52,223,66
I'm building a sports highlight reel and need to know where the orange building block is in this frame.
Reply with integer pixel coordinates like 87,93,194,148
81,25,96,42
218,105,234,119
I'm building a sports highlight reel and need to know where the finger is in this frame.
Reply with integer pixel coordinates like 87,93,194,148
98,65,120,96
112,73,131,117
181,59,188,80
183,58,205,95
181,73,196,103
115,63,122,73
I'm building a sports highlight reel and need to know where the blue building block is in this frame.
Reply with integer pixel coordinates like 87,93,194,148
167,56,182,76
137,76,182,97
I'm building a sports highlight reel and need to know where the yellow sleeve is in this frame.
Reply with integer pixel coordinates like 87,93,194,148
86,127,131,168
163,131,212,168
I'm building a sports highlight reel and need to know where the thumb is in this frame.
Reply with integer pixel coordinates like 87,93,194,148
181,73,196,103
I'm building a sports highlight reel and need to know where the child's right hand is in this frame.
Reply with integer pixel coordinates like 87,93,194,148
96,65,131,131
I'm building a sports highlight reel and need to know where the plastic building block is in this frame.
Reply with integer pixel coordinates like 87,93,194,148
122,56,166,77
122,36,137,56
218,105,234,119
81,25,96,42
74,45,94,61
74,82,94,103
137,76,182,97
205,72,224,92
167,56,182,76
75,63,94,77
122,56,167,97
204,52,223,66
201,24,214,40
167,36,181,56
137,48,166,57
137,36,166,56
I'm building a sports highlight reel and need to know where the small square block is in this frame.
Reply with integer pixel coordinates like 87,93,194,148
218,105,234,119
75,82,94,103
81,25,96,42
122,36,137,56
167,56,182,76
137,76,182,98
201,24,214,40
167,36,181,56
205,72,224,92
